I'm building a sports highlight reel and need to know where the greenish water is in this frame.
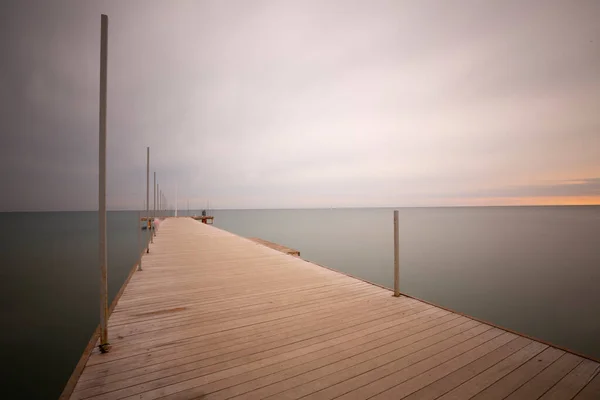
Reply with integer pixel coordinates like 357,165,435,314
0,206,599,398
0,211,150,399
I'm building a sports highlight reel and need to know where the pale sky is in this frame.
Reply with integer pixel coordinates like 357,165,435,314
1,0,599,211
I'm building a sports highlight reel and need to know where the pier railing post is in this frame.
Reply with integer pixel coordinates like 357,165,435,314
98,14,111,353
393,210,400,297
137,211,142,271
146,147,150,252
153,172,156,239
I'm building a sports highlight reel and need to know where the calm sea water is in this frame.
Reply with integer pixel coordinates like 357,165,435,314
0,211,150,399
0,207,598,398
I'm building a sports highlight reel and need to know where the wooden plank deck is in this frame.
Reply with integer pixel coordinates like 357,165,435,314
248,237,300,256
69,218,600,400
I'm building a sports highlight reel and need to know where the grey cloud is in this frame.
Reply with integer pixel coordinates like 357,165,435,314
1,0,600,210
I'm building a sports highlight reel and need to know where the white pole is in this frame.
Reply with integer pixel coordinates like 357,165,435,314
153,173,156,237
137,210,142,271
146,147,150,252
175,184,178,217
393,210,400,297
98,14,110,353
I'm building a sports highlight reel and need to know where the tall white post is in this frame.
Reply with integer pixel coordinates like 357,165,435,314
153,173,156,237
175,184,178,217
98,14,110,353
393,210,400,297
146,147,150,252
137,210,142,271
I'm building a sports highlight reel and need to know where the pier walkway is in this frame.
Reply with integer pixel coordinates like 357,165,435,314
68,218,599,399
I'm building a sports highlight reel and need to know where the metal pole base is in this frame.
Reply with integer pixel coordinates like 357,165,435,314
98,342,112,353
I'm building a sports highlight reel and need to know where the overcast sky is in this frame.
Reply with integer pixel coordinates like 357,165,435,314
1,0,599,211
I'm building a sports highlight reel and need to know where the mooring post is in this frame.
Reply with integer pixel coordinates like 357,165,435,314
157,185,161,227
98,14,111,353
137,211,142,271
393,210,400,297
153,172,156,238
146,147,150,252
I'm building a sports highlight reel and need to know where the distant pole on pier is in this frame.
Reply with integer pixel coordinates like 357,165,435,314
175,184,178,217
153,172,156,238
146,147,150,252
393,210,400,297
98,14,110,353
137,211,142,271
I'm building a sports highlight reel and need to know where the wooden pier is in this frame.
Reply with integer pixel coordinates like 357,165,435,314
248,237,300,257
66,218,600,399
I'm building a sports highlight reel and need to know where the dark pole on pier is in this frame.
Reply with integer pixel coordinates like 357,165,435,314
98,14,111,353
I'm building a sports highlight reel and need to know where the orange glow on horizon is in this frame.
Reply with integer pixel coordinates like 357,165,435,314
445,196,600,207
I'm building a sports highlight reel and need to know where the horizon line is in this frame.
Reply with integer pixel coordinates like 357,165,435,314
2,204,600,213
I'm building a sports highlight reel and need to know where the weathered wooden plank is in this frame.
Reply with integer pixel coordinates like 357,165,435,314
74,308,455,399
160,310,455,400
434,341,548,400
248,237,301,256
539,359,600,400
76,300,430,389
468,347,565,400
504,353,584,400
81,294,417,380
573,369,600,399
376,335,531,400
322,326,502,400
242,322,491,400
